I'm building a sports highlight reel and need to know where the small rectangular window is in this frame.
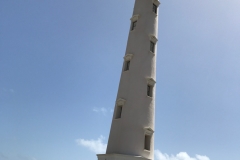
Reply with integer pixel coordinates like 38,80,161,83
147,85,153,97
131,21,137,30
124,61,130,71
144,135,151,150
153,4,157,14
150,41,155,53
115,106,123,119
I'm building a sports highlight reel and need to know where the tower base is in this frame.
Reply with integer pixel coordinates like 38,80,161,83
97,154,151,160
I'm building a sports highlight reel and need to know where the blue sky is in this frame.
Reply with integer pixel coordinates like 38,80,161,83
1,0,240,160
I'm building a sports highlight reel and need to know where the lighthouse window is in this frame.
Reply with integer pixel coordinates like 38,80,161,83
115,105,123,119
150,41,155,53
124,60,130,71
144,135,151,150
131,21,137,30
147,85,153,97
153,4,158,14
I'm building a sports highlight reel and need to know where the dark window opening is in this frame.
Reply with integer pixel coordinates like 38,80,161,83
147,85,153,97
115,106,123,119
131,21,137,30
124,61,130,71
153,4,157,14
144,135,151,150
150,41,155,53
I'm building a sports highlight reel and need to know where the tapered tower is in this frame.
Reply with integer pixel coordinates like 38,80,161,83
97,0,160,160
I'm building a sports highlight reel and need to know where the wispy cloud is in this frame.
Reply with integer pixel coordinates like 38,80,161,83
0,153,9,160
76,136,107,154
1,88,15,94
92,107,109,115
155,150,210,160
17,154,38,160
0,153,37,160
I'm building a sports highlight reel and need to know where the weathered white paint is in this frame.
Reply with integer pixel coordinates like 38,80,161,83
97,0,159,159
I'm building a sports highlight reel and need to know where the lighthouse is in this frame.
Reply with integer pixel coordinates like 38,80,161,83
97,0,160,159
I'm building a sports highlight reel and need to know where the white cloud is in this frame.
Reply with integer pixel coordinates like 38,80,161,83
155,150,210,160
1,88,15,94
76,135,107,154
195,155,210,160
92,107,108,115
76,136,210,160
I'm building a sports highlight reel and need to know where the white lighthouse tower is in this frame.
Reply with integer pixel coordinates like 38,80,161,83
97,0,160,160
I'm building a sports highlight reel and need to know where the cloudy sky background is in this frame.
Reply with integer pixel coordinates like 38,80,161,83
1,0,240,160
